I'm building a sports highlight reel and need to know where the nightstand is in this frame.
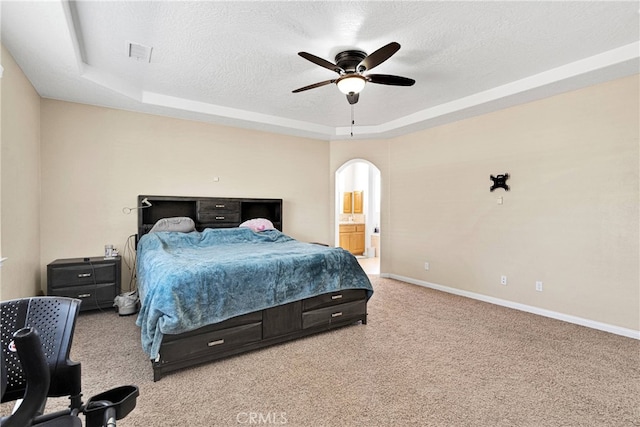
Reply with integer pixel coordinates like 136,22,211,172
47,256,121,312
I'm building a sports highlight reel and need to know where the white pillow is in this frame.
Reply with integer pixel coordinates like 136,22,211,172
149,217,196,233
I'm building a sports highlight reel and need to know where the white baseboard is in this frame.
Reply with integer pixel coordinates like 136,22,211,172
386,273,640,340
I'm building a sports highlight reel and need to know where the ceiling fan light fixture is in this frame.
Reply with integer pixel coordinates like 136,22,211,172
337,75,366,94
294,43,412,105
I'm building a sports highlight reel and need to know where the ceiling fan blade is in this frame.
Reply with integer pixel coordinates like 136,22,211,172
292,79,336,93
298,52,344,74
357,42,401,72
346,92,359,105
367,74,415,86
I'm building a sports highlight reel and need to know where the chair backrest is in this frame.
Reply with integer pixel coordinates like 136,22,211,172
1,297,82,407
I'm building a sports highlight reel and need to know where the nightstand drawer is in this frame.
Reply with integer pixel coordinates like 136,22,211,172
49,263,116,288
302,300,366,329
48,283,117,311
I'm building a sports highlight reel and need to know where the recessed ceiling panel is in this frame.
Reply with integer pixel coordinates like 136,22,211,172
2,1,638,140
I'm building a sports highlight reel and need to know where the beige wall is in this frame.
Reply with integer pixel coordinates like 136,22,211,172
0,54,2,289
40,100,330,289
0,45,42,300
332,74,639,331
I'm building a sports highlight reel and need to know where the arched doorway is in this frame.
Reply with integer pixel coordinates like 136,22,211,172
335,159,381,275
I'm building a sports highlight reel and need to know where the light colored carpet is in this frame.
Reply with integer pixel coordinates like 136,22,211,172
3,276,639,426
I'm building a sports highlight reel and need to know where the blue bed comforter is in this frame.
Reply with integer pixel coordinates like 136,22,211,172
135,228,373,358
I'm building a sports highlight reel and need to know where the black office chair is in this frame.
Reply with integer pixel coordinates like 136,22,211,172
0,297,138,427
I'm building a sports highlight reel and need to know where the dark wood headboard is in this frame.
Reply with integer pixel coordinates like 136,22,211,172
137,195,282,237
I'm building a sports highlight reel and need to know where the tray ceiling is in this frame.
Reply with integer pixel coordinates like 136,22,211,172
2,1,638,140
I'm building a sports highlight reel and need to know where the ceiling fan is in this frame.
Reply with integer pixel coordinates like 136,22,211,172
292,42,415,105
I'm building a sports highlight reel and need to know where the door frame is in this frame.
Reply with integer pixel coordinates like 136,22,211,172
334,159,381,258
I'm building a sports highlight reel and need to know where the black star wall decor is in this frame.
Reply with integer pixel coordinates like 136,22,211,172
490,173,510,192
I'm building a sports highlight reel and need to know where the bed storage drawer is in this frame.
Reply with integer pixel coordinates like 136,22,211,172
160,321,262,362
302,300,366,329
302,289,367,311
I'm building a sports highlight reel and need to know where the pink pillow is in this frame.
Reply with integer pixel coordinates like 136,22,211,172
239,218,275,232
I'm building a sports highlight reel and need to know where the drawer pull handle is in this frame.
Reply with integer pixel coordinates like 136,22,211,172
77,273,92,278
331,294,343,300
215,204,225,208
208,339,225,347
215,216,225,220
331,312,343,318
78,293,91,298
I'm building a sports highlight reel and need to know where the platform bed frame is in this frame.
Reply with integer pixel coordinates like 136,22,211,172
137,195,368,381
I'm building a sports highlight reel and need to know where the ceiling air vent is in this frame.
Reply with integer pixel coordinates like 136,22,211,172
127,41,153,63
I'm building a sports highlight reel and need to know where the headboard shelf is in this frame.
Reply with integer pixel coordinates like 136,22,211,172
138,195,282,237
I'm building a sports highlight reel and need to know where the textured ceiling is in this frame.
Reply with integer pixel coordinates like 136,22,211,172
2,1,639,141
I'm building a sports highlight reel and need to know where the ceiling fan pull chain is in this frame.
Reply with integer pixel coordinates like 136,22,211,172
351,105,355,137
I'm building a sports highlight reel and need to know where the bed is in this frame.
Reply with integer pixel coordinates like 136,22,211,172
135,195,373,381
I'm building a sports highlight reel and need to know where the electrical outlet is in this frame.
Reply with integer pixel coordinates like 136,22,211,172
536,281,543,292
500,275,507,285
424,262,430,271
